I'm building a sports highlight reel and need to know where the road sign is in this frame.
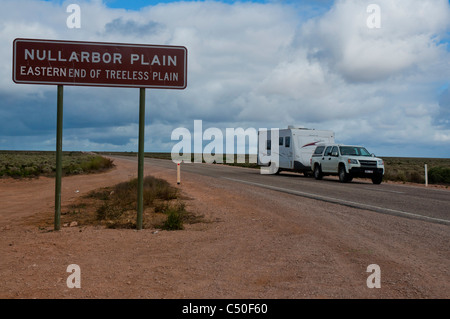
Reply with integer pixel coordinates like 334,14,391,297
13,38,187,89
12,38,188,230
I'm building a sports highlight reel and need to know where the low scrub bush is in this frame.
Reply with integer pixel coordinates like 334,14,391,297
383,157,450,185
428,167,450,184
161,205,186,231
96,202,125,221
110,176,178,208
90,175,191,230
0,151,114,178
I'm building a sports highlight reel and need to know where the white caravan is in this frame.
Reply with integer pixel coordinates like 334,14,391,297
258,126,335,175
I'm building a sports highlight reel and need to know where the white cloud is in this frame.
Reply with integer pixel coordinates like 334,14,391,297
297,0,450,82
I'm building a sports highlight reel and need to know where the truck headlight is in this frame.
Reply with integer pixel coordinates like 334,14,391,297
348,159,358,164
377,160,384,166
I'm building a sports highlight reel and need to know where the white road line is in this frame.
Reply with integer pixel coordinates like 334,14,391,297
362,187,405,194
222,177,450,225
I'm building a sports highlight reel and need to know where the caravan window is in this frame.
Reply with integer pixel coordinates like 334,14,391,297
267,140,271,150
285,137,291,148
314,146,325,155
279,137,284,146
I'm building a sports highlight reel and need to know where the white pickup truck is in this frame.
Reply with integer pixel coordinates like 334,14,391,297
310,144,385,184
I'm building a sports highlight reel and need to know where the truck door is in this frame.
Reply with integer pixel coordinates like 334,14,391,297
328,146,340,172
321,146,333,172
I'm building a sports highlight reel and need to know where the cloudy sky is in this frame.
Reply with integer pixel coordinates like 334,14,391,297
1,0,449,157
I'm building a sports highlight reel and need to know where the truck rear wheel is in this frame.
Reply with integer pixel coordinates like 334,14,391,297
314,165,323,180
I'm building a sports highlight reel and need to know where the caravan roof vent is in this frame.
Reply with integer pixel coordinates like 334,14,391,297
288,125,307,129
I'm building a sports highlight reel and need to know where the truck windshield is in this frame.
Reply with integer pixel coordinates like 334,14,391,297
339,146,371,156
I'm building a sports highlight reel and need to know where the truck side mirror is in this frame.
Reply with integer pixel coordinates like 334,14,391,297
332,151,338,157
371,153,375,157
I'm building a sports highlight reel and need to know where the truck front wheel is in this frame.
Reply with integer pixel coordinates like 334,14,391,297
372,174,383,184
314,165,323,180
339,165,351,183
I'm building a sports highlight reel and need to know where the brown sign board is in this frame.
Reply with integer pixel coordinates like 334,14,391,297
13,38,187,89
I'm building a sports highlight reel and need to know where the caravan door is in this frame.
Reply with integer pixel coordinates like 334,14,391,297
279,133,292,169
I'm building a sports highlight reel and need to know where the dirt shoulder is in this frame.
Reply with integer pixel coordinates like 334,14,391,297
0,157,448,298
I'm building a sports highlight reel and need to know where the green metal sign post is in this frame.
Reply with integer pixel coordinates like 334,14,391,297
53,86,147,231
54,85,64,231
136,88,146,230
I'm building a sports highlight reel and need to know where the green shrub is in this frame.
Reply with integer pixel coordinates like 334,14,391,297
110,176,178,208
96,203,125,221
90,175,188,230
153,201,170,213
428,167,450,184
0,151,114,178
408,171,425,184
80,156,114,172
383,157,450,185
161,205,186,231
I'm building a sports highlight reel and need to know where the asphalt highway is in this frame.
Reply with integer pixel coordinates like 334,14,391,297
112,156,450,225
